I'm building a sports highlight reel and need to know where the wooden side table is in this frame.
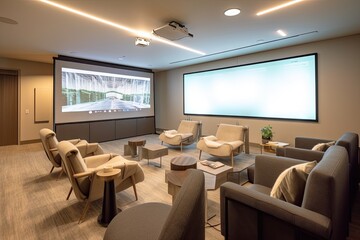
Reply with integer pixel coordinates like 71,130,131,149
97,168,121,227
260,141,289,154
124,139,146,158
170,155,197,171
141,144,168,168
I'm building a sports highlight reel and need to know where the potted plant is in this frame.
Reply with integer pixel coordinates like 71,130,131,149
261,125,273,144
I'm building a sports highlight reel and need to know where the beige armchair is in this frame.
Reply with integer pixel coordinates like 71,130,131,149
159,120,201,151
197,124,249,166
39,128,105,176
57,141,145,223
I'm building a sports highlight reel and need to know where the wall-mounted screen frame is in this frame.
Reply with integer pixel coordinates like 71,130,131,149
183,53,318,122
54,56,154,124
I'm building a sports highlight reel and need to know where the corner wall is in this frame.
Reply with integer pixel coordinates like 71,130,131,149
0,57,53,143
154,34,360,146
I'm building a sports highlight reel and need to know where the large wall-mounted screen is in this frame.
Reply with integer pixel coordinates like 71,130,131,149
183,53,318,121
54,58,154,124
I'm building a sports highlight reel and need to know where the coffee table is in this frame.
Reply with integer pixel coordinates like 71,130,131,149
140,144,168,168
196,162,233,190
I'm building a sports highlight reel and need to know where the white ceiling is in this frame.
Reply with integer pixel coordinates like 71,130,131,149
1,0,360,71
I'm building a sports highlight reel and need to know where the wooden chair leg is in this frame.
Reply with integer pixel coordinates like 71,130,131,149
66,187,73,200
49,166,54,174
78,201,91,224
199,150,202,160
131,175,138,201
57,169,63,180
231,152,234,167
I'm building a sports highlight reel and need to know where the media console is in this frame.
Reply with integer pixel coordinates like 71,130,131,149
55,117,155,143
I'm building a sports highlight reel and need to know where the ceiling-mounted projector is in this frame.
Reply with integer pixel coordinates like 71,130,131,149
135,37,150,47
153,21,193,41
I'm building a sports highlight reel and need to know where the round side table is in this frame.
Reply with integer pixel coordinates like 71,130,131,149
170,155,197,171
97,168,121,227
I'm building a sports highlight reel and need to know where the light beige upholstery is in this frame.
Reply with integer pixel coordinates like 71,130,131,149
159,120,201,151
39,128,105,175
197,124,249,166
57,141,145,223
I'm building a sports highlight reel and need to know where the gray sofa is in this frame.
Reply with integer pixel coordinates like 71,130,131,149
221,146,349,240
276,132,359,203
248,132,359,202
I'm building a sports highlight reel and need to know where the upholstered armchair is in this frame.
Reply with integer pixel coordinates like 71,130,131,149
159,120,201,151
57,141,145,223
104,169,205,240
221,146,349,240
39,128,105,176
197,124,249,166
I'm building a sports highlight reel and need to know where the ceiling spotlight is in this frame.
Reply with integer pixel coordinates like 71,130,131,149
135,37,150,47
224,8,241,16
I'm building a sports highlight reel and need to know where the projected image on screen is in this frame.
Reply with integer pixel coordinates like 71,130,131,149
61,68,151,114
183,54,317,121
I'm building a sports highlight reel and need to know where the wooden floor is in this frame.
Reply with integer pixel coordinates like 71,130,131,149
0,134,359,240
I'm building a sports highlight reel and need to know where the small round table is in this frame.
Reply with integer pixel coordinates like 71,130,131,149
97,168,121,227
170,155,197,171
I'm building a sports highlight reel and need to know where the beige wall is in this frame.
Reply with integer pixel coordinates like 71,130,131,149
155,34,360,146
0,57,53,142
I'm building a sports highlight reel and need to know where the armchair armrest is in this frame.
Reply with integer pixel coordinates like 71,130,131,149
73,171,94,178
277,147,324,162
84,154,113,168
254,155,307,188
220,182,331,239
295,137,333,149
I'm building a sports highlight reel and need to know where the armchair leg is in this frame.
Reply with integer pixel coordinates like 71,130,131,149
131,175,138,201
231,152,234,167
57,169,64,180
181,143,183,152
49,166,54,174
199,150,202,160
66,187,73,200
78,201,91,224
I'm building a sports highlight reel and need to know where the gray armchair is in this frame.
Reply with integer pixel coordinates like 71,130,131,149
104,169,205,240
221,146,349,240
57,141,145,223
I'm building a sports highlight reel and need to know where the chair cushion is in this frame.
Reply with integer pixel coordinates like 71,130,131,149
270,161,317,206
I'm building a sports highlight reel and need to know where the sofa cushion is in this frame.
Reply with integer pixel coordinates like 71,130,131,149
270,161,317,206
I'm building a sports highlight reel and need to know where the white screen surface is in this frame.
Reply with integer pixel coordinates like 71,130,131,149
55,59,154,124
183,54,317,121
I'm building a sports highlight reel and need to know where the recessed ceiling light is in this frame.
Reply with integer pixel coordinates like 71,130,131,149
39,0,205,55
224,8,241,17
0,16,18,24
277,29,287,37
118,56,126,61
257,0,304,16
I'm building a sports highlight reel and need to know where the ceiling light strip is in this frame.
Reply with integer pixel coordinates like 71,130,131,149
38,0,205,55
257,0,304,16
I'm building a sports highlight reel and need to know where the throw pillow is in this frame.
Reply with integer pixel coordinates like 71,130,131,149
270,161,317,206
311,141,336,151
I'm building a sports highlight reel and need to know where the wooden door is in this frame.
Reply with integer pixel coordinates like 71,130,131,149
0,69,18,146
